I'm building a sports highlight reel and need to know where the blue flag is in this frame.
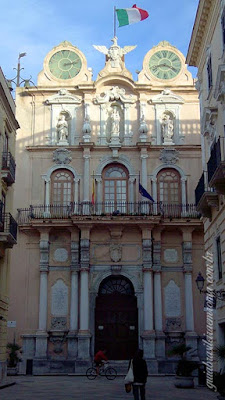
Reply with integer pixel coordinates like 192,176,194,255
139,183,154,202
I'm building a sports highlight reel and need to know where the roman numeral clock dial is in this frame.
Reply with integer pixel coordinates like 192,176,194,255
48,50,82,80
149,50,182,80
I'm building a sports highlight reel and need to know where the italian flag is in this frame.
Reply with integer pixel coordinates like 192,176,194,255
116,5,149,27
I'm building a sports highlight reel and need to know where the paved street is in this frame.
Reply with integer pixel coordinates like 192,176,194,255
0,376,218,400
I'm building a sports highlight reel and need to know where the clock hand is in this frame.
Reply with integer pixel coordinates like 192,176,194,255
152,63,178,72
63,60,79,66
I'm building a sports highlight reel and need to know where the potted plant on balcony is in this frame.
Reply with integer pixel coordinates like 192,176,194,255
7,342,22,375
169,344,198,388
214,345,225,399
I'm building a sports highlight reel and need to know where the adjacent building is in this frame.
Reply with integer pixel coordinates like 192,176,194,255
187,0,225,371
0,68,18,383
8,38,205,374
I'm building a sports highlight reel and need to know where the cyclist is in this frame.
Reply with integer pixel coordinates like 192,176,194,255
94,349,108,375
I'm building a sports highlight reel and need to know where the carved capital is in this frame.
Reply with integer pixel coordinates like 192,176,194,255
80,238,90,267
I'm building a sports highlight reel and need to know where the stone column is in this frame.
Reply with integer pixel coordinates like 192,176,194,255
152,228,165,359
140,149,149,214
67,230,80,359
77,226,91,363
83,153,90,202
140,153,148,189
99,104,107,145
129,177,135,213
181,177,187,215
96,177,102,214
35,229,50,360
124,104,132,145
82,146,92,215
74,178,79,213
151,178,158,214
43,178,51,217
141,226,156,367
182,229,198,352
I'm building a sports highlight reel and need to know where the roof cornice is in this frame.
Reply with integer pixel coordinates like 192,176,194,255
186,0,214,67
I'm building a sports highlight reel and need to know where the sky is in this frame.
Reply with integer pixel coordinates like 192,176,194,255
0,0,199,86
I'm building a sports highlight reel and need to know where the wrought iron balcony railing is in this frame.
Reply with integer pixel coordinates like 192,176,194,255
207,138,222,183
195,172,205,206
2,151,16,184
0,213,17,241
207,137,225,194
17,202,200,224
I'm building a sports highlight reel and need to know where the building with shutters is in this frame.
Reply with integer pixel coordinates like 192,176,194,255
187,0,225,372
0,67,18,384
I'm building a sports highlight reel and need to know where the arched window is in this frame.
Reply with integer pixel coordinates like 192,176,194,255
103,164,128,212
99,276,134,295
157,169,181,204
51,170,74,206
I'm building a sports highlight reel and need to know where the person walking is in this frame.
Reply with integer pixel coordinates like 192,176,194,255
130,349,148,400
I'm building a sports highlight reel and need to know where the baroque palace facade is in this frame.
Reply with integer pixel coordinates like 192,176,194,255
0,68,18,383
187,0,225,371
9,38,206,374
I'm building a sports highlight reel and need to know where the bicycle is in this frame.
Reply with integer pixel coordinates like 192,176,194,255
86,362,117,380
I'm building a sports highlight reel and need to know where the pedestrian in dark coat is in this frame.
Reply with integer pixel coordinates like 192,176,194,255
129,349,148,400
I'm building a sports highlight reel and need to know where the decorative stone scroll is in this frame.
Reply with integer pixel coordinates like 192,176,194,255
51,317,67,330
159,148,179,164
164,249,178,263
165,317,182,332
53,148,72,165
53,248,68,263
110,244,122,263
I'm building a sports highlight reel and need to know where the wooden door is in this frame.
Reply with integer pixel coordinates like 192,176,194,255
95,277,138,360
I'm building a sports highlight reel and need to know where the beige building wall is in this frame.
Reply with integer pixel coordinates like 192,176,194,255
9,39,205,374
187,0,225,372
0,68,18,383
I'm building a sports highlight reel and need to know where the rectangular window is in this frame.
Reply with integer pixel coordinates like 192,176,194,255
216,236,222,280
3,132,8,153
207,55,213,91
222,10,225,48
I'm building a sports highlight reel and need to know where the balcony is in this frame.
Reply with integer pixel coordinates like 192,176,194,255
0,213,17,246
195,172,218,218
1,151,16,185
17,202,200,225
207,137,225,194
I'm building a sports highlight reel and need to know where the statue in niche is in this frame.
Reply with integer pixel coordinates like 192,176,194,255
161,114,174,143
57,114,68,143
111,107,120,135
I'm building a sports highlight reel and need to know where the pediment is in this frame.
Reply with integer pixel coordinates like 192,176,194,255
45,89,81,105
151,89,184,104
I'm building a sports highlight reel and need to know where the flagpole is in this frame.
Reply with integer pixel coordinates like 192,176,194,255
114,6,116,37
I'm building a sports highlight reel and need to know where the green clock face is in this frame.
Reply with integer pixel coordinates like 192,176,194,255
49,50,82,79
149,50,182,80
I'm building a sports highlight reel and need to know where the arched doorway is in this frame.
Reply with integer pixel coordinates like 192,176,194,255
95,275,138,360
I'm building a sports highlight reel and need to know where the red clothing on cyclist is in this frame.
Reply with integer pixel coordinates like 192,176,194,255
94,350,108,364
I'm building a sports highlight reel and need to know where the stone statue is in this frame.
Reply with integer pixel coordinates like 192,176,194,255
161,114,174,141
57,115,68,142
93,37,136,68
111,108,120,135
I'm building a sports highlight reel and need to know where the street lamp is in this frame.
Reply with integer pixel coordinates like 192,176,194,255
7,52,34,91
195,271,225,301
195,272,205,293
16,52,27,87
